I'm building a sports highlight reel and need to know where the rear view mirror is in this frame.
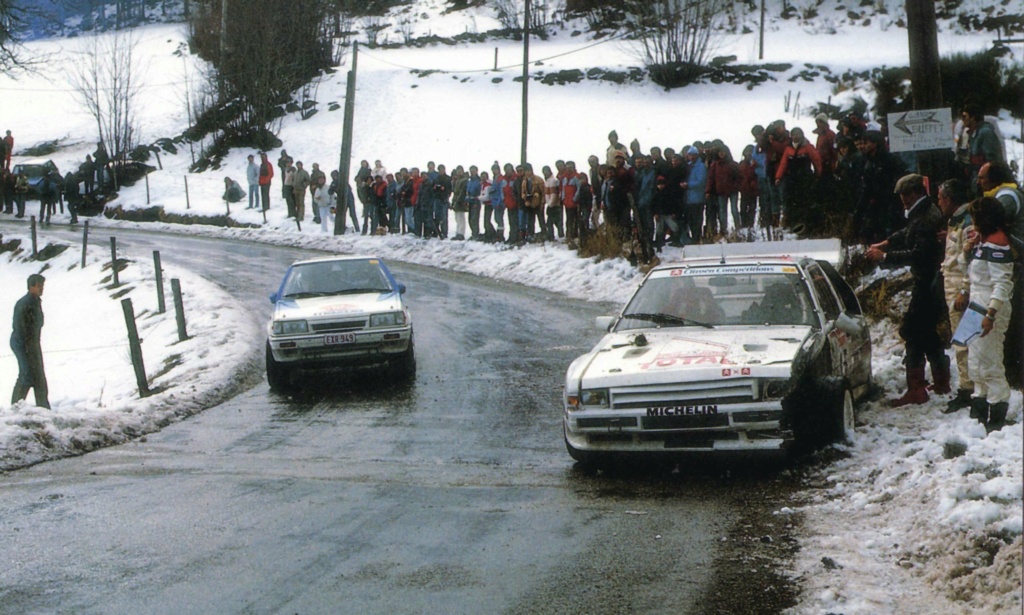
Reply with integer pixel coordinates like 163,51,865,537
596,316,615,331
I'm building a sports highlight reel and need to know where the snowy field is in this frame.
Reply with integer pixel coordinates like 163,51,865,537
0,0,1021,613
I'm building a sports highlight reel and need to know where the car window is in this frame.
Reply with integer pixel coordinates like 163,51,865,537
806,263,841,322
282,261,392,297
616,267,816,331
817,260,861,316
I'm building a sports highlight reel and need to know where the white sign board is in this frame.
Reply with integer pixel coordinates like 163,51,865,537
886,108,953,153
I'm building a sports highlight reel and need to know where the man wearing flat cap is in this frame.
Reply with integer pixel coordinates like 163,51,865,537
865,173,950,406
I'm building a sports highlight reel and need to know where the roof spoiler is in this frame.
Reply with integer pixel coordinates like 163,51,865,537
679,238,845,268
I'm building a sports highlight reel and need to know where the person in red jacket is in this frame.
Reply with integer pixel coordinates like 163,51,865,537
258,152,274,212
738,145,760,236
705,143,742,239
2,131,13,171
775,127,822,231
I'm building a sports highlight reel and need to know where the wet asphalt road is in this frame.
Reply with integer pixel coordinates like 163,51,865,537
0,224,799,614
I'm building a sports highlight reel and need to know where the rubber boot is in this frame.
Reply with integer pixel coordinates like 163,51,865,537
890,366,930,407
929,356,952,395
986,402,1008,433
942,388,973,414
11,383,29,405
969,397,989,424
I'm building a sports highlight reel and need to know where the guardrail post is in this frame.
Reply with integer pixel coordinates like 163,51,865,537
81,220,89,268
110,236,119,287
184,175,191,210
121,298,151,398
154,251,165,313
30,216,37,257
171,278,189,341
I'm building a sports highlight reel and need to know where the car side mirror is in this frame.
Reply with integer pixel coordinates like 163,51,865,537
269,292,278,304
596,316,615,331
397,283,407,295
835,312,860,335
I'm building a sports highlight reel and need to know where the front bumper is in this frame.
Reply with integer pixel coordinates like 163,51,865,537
563,400,789,453
268,326,412,369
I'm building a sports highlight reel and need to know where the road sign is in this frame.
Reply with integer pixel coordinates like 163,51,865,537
887,108,953,152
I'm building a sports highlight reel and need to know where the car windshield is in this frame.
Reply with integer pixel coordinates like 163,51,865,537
281,260,393,298
615,267,817,331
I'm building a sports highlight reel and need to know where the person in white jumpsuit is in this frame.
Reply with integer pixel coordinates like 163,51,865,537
956,196,1016,432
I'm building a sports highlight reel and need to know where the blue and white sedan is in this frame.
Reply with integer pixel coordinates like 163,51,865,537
266,255,414,391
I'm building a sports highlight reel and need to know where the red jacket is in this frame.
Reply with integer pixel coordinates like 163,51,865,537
738,161,759,197
775,142,822,181
706,159,741,197
258,160,274,186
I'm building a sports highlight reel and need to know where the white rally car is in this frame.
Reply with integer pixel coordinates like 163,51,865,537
266,255,414,391
563,240,872,462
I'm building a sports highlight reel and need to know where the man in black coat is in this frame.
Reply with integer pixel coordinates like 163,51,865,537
855,124,907,244
865,174,949,406
10,274,49,409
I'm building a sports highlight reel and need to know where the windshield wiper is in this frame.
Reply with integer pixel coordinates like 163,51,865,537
623,312,714,329
327,287,392,295
283,291,332,298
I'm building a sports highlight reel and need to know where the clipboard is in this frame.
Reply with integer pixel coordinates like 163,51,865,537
952,301,987,347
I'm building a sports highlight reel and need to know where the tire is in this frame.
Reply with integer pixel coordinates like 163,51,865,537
265,342,291,393
789,376,852,453
819,376,853,446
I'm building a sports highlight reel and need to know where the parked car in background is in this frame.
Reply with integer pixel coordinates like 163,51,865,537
11,159,60,198
563,239,872,464
266,255,415,391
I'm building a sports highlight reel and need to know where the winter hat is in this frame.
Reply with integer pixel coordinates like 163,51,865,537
687,146,699,155
864,121,884,142
894,173,925,194
609,130,619,140
815,113,828,123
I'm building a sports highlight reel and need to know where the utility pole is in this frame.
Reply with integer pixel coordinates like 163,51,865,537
219,0,228,64
905,0,947,188
335,41,359,235
759,0,765,60
520,0,530,167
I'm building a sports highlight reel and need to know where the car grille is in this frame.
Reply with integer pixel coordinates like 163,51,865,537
310,319,368,333
641,414,729,430
609,380,757,409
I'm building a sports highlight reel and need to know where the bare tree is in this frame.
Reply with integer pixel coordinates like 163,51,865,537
624,0,726,87
67,30,144,166
0,0,42,74
493,0,565,31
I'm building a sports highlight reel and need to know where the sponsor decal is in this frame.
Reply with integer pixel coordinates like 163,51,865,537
651,265,798,278
640,337,732,370
313,304,362,316
647,405,719,416
722,367,753,377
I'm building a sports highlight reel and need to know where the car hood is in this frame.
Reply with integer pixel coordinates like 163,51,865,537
273,292,402,320
578,327,811,386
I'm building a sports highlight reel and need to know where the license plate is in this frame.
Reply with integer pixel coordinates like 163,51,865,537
324,333,356,345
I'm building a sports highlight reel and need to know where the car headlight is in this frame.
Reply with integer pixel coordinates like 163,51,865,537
273,320,309,335
370,311,406,327
577,388,609,408
761,379,791,400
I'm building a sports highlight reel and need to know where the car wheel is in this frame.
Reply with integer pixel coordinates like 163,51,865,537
266,342,291,392
390,337,416,381
819,376,853,445
789,376,851,453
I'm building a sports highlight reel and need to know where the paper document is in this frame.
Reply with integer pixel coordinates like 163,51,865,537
952,301,987,347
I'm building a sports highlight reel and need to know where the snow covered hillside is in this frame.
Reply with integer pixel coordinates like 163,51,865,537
0,0,1021,613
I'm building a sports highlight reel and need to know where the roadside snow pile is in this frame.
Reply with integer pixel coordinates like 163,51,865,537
789,321,1023,615
0,233,260,470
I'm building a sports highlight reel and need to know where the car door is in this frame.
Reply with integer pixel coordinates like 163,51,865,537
817,260,872,394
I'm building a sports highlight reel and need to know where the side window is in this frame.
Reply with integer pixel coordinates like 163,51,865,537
818,260,862,315
806,264,841,322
